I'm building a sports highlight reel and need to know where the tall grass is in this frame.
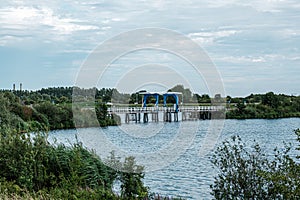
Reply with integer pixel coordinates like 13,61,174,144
0,128,148,199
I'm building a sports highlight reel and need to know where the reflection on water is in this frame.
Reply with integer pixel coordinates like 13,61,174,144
49,118,300,199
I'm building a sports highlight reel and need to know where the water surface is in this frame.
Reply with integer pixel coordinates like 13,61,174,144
49,118,300,199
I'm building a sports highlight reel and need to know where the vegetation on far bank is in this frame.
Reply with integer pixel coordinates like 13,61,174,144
0,89,120,132
0,85,299,132
226,92,300,119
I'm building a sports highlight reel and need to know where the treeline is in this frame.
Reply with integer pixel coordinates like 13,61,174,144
0,90,120,132
226,92,300,119
10,87,116,105
7,85,212,105
1,86,299,132
1,85,208,131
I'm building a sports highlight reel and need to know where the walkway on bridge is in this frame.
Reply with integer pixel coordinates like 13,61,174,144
107,91,225,123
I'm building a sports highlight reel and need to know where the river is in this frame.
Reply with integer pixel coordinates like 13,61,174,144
49,118,300,199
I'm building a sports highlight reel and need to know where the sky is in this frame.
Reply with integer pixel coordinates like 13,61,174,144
0,0,299,97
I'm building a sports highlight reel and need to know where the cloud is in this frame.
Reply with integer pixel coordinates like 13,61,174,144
215,53,300,65
248,0,299,13
279,28,300,37
216,55,266,63
0,0,299,95
206,0,296,13
0,35,29,46
62,49,92,54
0,6,99,36
188,30,239,45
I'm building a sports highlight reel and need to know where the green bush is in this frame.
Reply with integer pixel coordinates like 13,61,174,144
119,156,149,199
0,128,149,199
211,129,300,199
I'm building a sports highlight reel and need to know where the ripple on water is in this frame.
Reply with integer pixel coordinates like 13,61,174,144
49,118,300,200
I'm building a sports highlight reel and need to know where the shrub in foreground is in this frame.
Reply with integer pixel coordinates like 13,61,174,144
211,129,300,199
0,128,148,199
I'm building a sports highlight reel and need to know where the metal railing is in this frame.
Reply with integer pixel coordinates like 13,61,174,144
108,105,225,113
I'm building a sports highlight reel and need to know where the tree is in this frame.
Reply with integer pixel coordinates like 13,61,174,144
211,129,300,199
197,94,211,103
210,136,268,199
34,102,73,129
236,102,246,114
0,93,28,132
170,85,194,103
262,92,280,109
119,157,148,199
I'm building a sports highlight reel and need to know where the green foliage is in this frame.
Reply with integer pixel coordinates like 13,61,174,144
3,87,300,123
261,145,300,199
96,88,115,103
211,129,300,199
72,105,99,128
226,93,300,119
119,157,149,199
95,102,121,127
262,92,280,109
169,84,195,103
0,93,29,132
0,90,121,131
210,136,268,199
34,102,74,130
0,127,150,199
197,94,211,104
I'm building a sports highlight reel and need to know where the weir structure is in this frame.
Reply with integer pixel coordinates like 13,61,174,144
139,92,181,123
108,92,225,124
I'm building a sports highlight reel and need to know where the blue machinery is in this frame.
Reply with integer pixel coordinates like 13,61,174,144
121,91,221,123
141,92,180,112
125,92,181,123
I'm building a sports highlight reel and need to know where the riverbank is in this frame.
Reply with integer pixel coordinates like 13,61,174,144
1,88,299,132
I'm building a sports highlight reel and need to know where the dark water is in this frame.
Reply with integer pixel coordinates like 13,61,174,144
49,118,300,199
